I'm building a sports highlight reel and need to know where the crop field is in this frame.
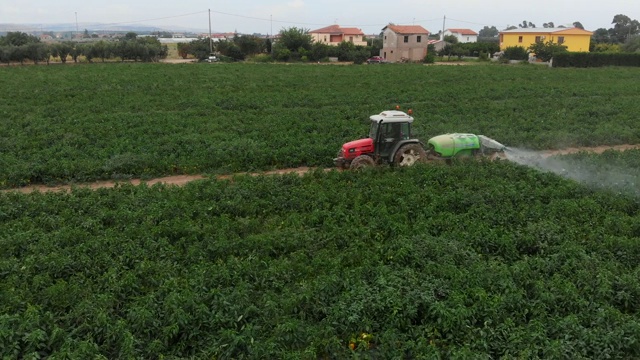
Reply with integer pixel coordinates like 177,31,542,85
1,63,640,358
0,63,639,187
2,158,640,358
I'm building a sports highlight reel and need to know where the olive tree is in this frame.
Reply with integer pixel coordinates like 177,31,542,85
26,42,50,64
272,27,312,60
622,35,640,52
58,42,73,63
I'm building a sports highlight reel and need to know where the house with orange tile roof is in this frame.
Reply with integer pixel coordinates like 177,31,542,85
444,28,478,43
309,25,367,46
380,25,430,63
499,27,592,52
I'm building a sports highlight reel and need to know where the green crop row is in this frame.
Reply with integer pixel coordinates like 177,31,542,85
1,154,640,358
1,63,639,188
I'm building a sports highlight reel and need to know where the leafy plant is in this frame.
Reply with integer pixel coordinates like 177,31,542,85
2,64,640,187
528,40,568,62
2,158,640,358
503,46,529,60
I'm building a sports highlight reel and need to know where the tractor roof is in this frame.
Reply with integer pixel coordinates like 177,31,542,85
370,110,414,123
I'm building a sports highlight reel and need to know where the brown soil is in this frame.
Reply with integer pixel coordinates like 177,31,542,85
6,175,207,194
160,58,197,64
426,62,472,66
5,144,640,194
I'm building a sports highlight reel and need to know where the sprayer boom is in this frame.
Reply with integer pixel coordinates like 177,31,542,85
478,135,508,152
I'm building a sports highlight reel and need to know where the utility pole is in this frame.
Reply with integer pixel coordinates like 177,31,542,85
441,15,445,40
208,9,213,55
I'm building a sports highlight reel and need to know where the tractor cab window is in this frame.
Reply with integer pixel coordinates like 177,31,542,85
369,122,379,139
370,122,411,141
384,123,401,140
380,123,401,141
400,123,410,140
382,123,408,140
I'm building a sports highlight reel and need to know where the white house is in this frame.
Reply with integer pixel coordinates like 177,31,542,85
443,28,478,43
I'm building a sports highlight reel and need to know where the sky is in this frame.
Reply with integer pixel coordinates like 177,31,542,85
1,0,638,35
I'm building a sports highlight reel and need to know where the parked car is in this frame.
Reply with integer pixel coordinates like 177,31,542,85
366,56,387,64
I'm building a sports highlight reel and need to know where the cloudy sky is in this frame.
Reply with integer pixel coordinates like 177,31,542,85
1,0,637,34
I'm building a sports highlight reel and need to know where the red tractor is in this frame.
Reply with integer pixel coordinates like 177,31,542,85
334,109,508,170
334,109,428,170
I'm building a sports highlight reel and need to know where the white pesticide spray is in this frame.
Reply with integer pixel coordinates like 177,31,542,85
504,147,640,199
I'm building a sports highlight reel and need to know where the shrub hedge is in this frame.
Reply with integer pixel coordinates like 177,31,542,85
553,52,640,68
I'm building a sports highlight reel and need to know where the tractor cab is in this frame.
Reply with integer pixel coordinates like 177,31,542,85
369,110,413,158
334,110,424,169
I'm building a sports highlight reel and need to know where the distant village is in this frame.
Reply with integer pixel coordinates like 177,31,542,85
0,30,258,43
1,13,637,65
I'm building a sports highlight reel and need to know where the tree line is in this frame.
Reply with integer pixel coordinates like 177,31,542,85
178,27,379,64
180,27,502,64
0,32,168,64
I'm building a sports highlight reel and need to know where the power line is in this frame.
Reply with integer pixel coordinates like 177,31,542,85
1,10,211,33
210,9,399,28
92,11,208,29
446,17,494,27
411,18,444,24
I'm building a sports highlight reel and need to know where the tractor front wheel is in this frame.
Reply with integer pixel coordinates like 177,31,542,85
350,155,375,170
394,144,428,166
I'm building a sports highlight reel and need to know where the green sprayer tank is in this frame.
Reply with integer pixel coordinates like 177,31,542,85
427,133,481,157
427,133,507,159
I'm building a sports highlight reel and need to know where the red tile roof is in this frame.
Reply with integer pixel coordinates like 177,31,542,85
385,25,429,35
310,25,364,36
447,28,478,35
341,27,364,35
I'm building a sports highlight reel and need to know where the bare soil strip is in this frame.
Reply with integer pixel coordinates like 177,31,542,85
4,145,639,194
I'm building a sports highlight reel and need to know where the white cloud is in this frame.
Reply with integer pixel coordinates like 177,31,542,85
287,0,305,9
1,0,637,35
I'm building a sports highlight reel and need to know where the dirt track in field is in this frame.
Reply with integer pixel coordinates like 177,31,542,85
4,145,640,194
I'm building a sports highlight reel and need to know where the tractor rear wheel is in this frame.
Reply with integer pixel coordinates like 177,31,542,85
350,155,375,170
394,144,428,166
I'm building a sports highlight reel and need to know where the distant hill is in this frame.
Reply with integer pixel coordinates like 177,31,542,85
0,23,210,34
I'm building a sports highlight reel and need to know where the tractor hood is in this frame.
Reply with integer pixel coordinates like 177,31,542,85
341,138,374,159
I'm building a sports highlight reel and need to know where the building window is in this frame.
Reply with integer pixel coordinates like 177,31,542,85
518,36,523,43
417,35,421,43
535,36,542,43
349,36,353,43
324,36,327,42
558,36,565,44
384,35,386,40
404,36,409,43
466,36,469,41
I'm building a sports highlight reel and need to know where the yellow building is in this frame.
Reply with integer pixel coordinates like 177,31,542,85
499,27,593,52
